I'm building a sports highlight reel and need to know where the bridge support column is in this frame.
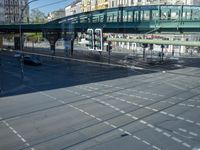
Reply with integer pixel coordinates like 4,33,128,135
143,47,146,60
43,31,61,56
63,32,76,57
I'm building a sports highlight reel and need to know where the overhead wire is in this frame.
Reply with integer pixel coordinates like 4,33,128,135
31,0,73,10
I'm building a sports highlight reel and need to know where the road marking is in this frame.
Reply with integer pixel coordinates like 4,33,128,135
155,128,163,132
73,86,200,130
132,116,138,120
126,113,132,117
177,116,184,120
58,100,65,104
96,118,102,121
179,128,187,132
143,140,150,145
178,128,198,137
133,135,141,140
163,132,171,137
182,142,191,148
120,110,125,114
118,128,124,132
152,108,159,112
3,121,35,150
168,114,175,117
152,145,161,150
189,132,198,137
68,87,194,148
39,92,56,100
186,120,194,123
172,137,182,143
68,104,161,150
140,120,147,124
147,124,154,128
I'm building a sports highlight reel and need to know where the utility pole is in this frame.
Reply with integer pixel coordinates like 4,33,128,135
19,0,38,80
0,48,2,93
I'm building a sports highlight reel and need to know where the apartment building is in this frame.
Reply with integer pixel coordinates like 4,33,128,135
48,9,65,21
4,0,29,23
65,0,82,17
0,1,5,23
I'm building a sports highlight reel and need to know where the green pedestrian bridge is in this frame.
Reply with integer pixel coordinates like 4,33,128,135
1,5,200,52
1,5,200,33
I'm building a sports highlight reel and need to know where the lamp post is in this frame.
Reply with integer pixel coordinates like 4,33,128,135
19,0,38,80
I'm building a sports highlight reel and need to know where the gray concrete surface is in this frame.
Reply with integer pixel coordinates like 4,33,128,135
0,51,200,150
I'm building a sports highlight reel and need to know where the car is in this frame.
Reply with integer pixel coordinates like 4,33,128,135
23,55,42,66
14,52,22,58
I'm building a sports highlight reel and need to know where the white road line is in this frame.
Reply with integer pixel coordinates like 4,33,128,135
96,118,102,121
189,132,198,137
177,116,184,120
147,124,154,128
179,128,187,132
172,137,182,143
118,128,124,132
186,120,194,123
168,114,175,117
155,128,163,132
69,88,194,148
133,135,141,141
73,87,200,133
92,90,199,128
143,140,150,145
196,123,200,126
126,113,132,117
3,121,34,149
39,92,56,100
69,104,161,150
140,120,147,124
163,132,171,137
182,142,191,148
58,100,65,104
152,145,161,150
178,128,198,137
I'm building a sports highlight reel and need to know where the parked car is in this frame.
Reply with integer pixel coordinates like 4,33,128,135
23,55,41,66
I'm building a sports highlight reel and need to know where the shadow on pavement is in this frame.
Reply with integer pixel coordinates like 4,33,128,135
0,51,156,98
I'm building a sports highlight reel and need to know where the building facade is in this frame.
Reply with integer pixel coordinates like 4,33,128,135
65,0,82,17
4,0,29,24
0,0,5,23
47,9,65,21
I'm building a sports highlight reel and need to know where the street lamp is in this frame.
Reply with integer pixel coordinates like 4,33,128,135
19,0,38,80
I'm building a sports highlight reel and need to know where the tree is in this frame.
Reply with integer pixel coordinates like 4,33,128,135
27,9,46,42
30,9,47,24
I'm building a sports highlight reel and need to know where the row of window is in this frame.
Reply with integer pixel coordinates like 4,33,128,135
5,15,19,22
69,6,200,24
5,6,19,14
5,0,19,5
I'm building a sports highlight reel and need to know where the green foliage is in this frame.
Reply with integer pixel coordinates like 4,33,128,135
30,9,47,23
26,33,43,42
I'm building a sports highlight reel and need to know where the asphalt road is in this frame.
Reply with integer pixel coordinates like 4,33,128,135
0,51,200,150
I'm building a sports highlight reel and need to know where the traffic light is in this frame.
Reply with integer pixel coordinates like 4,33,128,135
94,29,103,51
107,41,112,52
86,29,94,50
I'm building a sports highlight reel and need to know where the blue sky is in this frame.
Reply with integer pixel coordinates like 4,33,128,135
30,0,73,15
